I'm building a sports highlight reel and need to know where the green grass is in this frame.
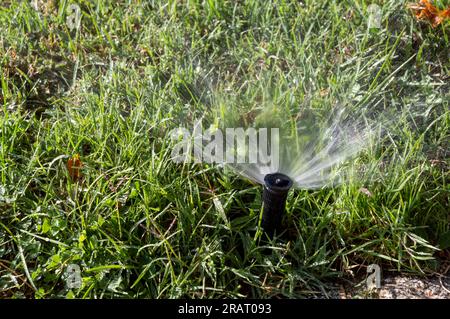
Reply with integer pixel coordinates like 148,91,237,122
0,0,449,298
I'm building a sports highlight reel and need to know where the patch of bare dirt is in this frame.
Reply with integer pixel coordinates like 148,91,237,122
318,275,450,299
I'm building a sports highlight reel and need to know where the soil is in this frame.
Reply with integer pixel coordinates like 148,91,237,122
318,274,450,299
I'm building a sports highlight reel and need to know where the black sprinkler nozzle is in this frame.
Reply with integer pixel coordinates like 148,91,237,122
261,173,293,237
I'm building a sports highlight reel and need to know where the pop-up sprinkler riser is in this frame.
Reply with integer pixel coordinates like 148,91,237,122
261,173,293,237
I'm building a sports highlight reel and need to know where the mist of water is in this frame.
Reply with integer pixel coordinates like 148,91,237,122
223,107,379,189
183,92,386,190
172,78,387,190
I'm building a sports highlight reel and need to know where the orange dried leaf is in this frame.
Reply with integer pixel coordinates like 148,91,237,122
408,0,450,27
436,7,450,26
67,154,83,182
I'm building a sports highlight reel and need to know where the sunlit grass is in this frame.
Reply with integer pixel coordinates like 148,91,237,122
0,0,448,298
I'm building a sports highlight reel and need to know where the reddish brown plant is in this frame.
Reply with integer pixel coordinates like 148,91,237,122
408,0,450,27
67,154,83,182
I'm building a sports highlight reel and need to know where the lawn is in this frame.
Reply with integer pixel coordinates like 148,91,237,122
0,0,449,298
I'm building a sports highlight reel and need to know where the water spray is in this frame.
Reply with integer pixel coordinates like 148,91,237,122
261,173,293,237
199,90,381,238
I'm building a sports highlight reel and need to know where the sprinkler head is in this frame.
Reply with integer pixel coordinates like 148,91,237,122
261,173,293,237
